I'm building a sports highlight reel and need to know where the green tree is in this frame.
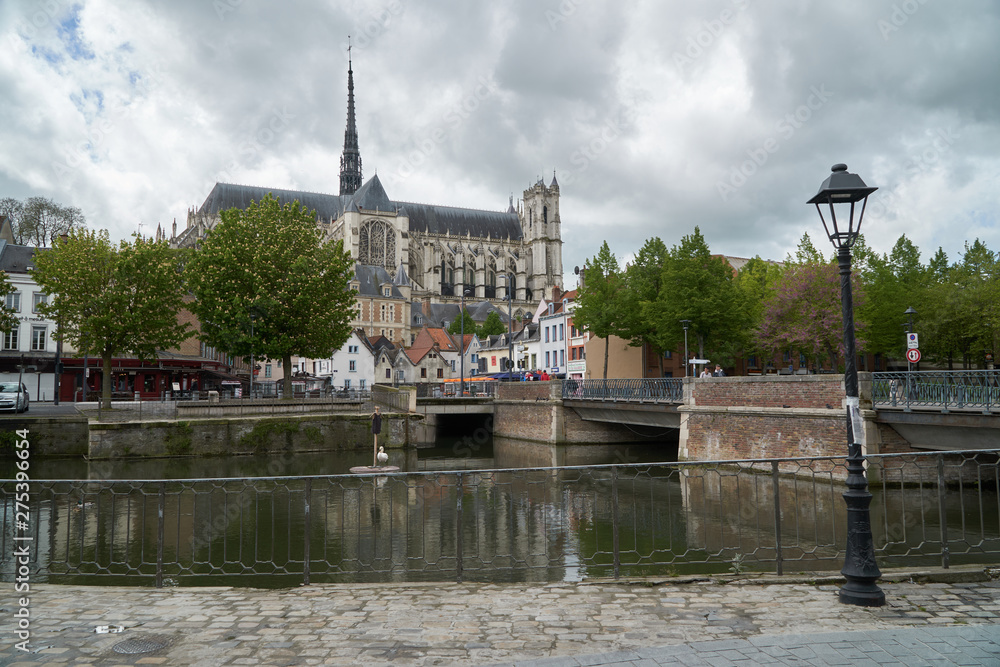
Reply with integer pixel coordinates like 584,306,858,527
447,308,478,336
646,227,743,364
573,241,622,379
0,271,19,335
734,256,782,361
477,310,506,337
0,198,26,244
187,194,357,397
30,230,191,407
619,237,672,376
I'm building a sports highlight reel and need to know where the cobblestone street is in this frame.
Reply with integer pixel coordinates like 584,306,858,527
2,568,999,665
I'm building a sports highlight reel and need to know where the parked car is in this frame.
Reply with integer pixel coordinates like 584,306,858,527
0,382,29,413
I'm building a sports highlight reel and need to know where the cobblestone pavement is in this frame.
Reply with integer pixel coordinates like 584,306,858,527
2,571,999,666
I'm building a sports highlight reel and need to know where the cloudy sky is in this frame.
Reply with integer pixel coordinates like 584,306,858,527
2,0,998,286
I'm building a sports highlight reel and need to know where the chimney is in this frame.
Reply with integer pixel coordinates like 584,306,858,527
422,297,432,318
551,286,561,302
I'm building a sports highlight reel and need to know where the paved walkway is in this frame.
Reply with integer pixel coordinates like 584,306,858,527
2,569,999,666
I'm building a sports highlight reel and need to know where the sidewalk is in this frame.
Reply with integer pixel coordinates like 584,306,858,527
2,568,999,666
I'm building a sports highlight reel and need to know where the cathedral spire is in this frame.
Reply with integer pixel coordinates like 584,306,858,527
339,37,363,196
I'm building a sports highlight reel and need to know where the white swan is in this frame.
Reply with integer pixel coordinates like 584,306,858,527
376,446,388,465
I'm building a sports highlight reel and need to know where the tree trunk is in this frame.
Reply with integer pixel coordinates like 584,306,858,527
102,350,113,409
603,338,609,380
282,353,293,399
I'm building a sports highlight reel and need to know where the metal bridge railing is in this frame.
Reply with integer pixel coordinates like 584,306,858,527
561,378,683,402
3,449,997,587
872,370,1000,413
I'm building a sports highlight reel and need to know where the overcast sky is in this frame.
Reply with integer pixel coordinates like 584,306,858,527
2,0,998,287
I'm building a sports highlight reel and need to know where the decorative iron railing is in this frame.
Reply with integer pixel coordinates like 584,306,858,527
561,378,684,402
872,370,1000,413
3,449,997,587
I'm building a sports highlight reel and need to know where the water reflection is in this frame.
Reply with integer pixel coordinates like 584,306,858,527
3,441,998,587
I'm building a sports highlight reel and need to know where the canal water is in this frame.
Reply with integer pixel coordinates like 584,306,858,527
3,428,999,588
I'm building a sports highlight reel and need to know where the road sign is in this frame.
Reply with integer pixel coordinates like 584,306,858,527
689,358,710,365
907,333,919,349
906,348,921,363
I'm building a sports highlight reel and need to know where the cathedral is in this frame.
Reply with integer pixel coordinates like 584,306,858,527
170,56,564,344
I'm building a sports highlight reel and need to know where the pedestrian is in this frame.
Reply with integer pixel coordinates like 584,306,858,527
699,366,712,378
713,364,726,377
540,370,550,381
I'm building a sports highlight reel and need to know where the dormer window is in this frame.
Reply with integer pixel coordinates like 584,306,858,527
383,287,391,297
548,303,554,315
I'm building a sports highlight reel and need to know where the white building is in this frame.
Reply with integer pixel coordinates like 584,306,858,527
318,329,375,391
0,239,62,401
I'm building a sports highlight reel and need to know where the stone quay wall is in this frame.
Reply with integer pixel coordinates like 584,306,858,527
87,412,417,460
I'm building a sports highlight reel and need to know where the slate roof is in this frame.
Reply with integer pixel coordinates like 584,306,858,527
197,175,523,242
0,241,38,273
199,183,350,220
353,265,404,298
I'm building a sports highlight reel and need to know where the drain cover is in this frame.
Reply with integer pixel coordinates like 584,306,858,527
112,637,168,654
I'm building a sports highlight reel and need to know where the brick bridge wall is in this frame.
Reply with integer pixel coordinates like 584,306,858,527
680,374,865,463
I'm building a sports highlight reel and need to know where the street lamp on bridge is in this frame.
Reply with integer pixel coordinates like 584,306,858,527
808,163,885,607
680,320,691,378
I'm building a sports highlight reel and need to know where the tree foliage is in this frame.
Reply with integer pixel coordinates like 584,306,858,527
1,197,86,247
619,237,671,375
447,308,478,336
573,241,622,379
187,194,357,397
30,230,190,406
0,272,19,334
478,310,506,337
646,227,744,364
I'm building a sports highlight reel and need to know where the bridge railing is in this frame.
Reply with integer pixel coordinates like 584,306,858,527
562,378,683,403
3,449,998,587
872,370,1000,413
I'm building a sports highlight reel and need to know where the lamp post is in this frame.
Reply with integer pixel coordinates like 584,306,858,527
904,306,917,373
507,273,515,377
460,284,472,397
808,163,885,607
680,320,691,378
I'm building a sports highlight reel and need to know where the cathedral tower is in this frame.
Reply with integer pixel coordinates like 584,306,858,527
339,46,363,196
521,173,563,300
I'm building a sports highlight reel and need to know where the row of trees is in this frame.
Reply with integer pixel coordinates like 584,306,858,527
26,194,357,406
573,227,1000,377
446,309,507,339
0,196,86,247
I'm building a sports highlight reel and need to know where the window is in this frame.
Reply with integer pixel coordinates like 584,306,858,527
389,304,395,320
358,219,396,271
545,327,550,343
383,287,391,297
349,360,356,371
545,351,550,367
560,350,564,366
421,368,427,378
436,368,443,378
380,304,386,321
450,360,456,371
799,352,807,366
265,364,272,378
664,350,672,359
360,379,366,389
782,350,791,363
344,379,351,389
5,292,20,312
32,293,47,313
348,345,359,354
3,327,18,350
385,368,391,379
277,359,282,368
31,326,46,351
559,324,564,340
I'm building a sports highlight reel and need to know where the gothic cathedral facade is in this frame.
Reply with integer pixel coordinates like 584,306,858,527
170,57,563,344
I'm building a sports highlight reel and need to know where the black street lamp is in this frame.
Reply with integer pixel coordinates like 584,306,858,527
808,163,885,607
507,273,515,376
460,283,473,397
680,320,691,378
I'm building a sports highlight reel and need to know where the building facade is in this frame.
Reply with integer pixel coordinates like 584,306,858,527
170,57,565,347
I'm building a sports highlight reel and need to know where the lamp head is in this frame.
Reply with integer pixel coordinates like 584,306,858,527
807,164,877,250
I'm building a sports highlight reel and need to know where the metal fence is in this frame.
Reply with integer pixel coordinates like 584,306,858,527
3,449,998,587
872,370,1000,413
561,378,684,402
